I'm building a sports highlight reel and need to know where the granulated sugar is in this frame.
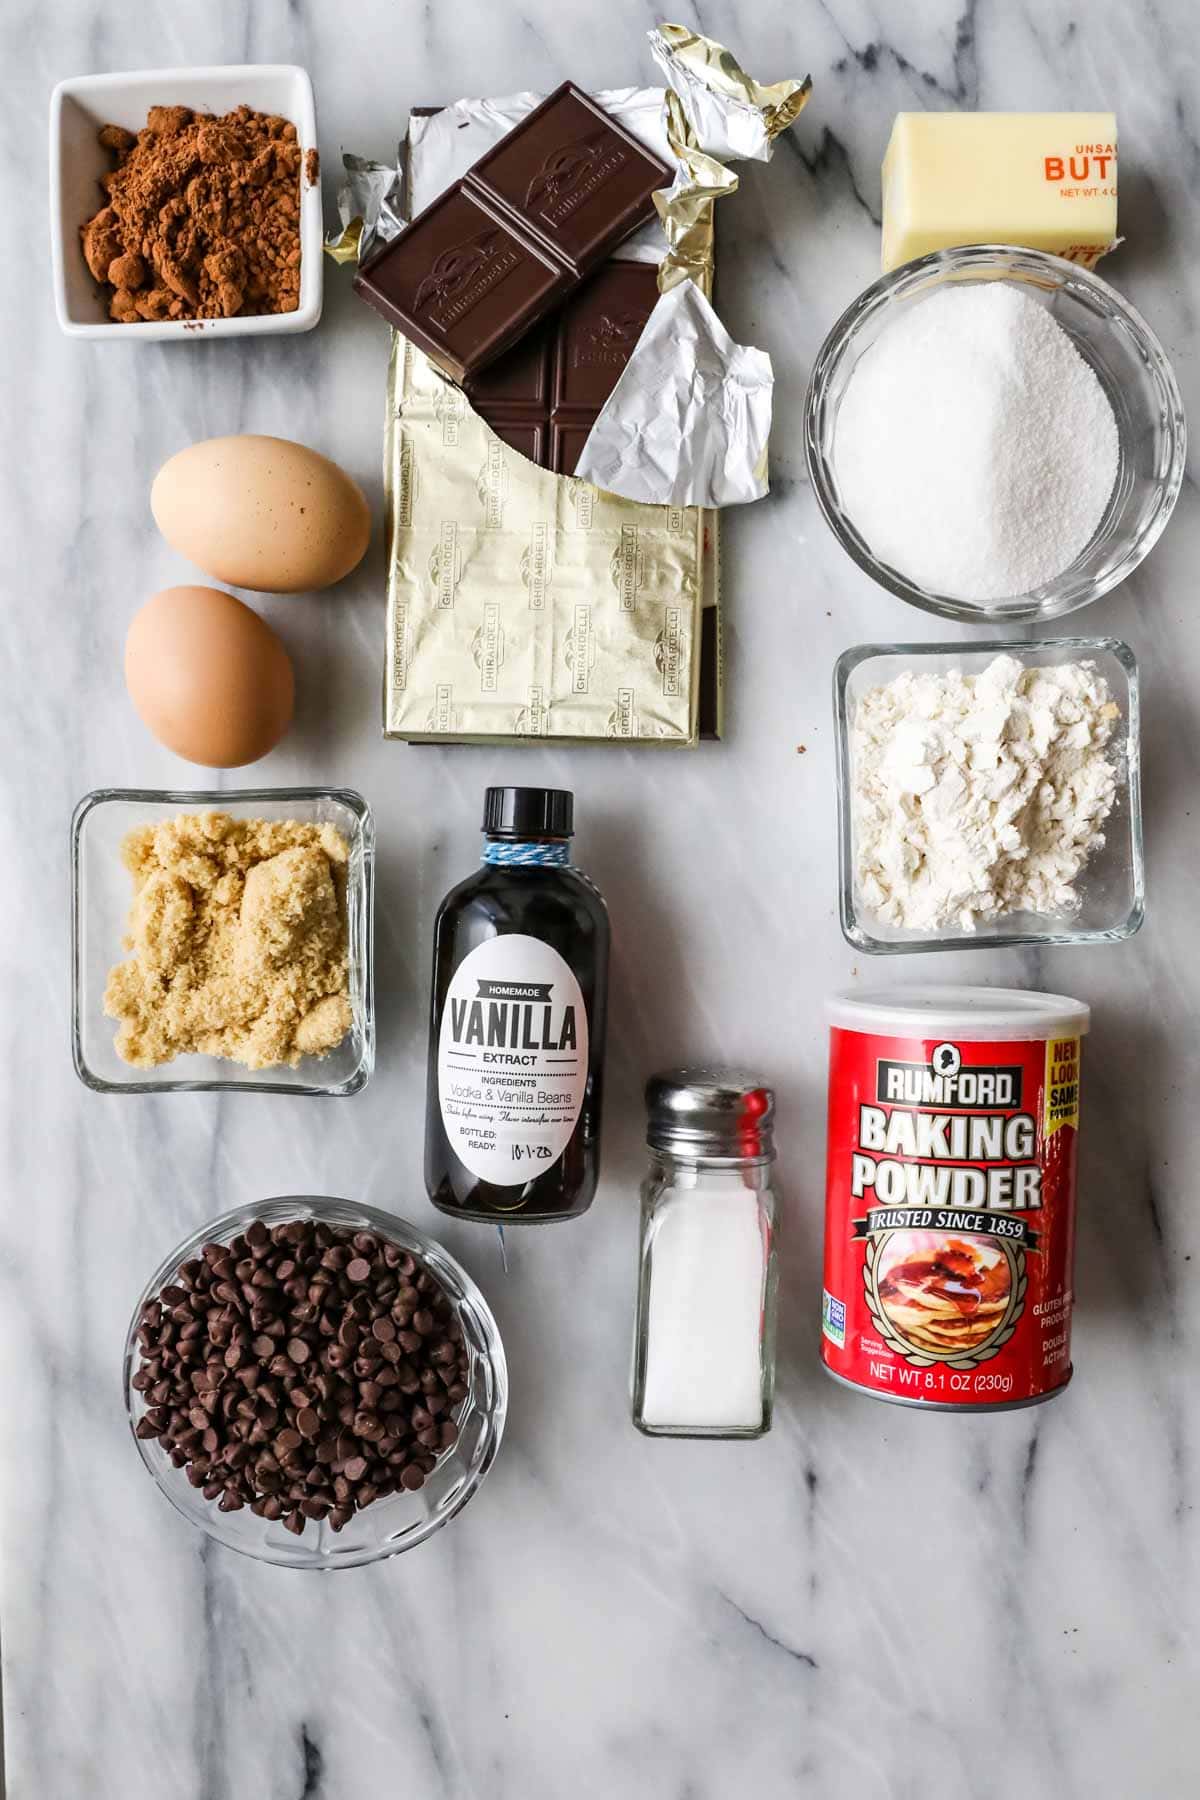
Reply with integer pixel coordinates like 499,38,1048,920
834,284,1119,600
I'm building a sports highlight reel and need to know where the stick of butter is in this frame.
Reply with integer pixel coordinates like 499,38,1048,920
882,112,1118,272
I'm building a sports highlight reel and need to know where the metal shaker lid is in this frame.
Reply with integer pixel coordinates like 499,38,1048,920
645,1068,775,1159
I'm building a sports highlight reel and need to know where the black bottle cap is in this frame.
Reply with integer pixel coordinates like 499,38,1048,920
483,787,574,840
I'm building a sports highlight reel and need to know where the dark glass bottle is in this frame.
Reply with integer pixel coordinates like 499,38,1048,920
425,788,610,1223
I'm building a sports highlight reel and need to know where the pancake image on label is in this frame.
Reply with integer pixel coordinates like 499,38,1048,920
875,1231,1011,1356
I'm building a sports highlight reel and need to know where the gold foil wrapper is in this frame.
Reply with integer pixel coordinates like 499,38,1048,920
652,25,812,148
325,216,364,266
654,98,734,296
383,336,706,745
650,25,811,292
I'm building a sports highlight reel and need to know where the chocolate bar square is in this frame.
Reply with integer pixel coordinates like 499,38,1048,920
489,420,548,463
464,326,553,408
357,187,565,384
554,265,655,411
469,85,668,273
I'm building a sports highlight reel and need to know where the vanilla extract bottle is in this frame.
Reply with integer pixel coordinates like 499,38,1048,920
425,788,610,1222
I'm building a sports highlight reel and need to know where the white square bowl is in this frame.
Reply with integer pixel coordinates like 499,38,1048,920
50,64,323,340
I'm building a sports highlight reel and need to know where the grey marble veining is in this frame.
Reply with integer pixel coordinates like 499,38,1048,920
2,1,1199,1796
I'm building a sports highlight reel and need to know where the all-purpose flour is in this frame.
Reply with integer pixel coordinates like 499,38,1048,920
834,285,1119,599
851,655,1120,930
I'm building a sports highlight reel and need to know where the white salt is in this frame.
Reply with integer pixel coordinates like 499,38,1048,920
640,1177,766,1431
833,283,1119,600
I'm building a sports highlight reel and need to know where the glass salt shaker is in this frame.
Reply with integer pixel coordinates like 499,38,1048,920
632,1070,779,1439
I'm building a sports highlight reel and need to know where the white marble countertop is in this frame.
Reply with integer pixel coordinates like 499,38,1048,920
3,2,1198,1796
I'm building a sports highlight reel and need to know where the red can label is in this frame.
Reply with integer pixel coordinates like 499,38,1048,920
821,1025,1082,1408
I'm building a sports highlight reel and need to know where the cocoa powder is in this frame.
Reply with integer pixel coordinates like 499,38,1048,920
81,104,306,324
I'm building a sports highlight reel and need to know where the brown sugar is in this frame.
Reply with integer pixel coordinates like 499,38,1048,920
80,104,304,323
104,813,353,1070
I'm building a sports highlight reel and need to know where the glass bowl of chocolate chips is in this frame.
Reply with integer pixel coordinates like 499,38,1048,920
124,1196,506,1568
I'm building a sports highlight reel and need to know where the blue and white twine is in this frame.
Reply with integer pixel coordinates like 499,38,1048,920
482,840,571,867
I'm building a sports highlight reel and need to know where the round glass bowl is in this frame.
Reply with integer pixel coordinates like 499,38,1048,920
124,1196,507,1569
804,245,1186,624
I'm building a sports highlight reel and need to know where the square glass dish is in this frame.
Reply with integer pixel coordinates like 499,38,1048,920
834,639,1144,954
72,788,374,1094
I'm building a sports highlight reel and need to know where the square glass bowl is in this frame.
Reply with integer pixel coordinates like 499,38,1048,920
50,65,322,340
834,639,1143,953
72,788,374,1093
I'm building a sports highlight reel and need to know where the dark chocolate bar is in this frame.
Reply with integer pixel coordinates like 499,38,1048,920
464,261,660,474
355,82,670,384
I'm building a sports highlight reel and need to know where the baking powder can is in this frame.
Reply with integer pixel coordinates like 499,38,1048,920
821,987,1089,1412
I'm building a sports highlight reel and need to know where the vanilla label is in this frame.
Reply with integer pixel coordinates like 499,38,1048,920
437,935,588,1186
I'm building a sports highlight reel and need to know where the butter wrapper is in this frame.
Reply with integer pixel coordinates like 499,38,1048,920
383,337,704,744
881,113,1119,272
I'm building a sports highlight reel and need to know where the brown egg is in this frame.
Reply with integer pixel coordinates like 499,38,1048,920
151,435,372,593
125,586,294,768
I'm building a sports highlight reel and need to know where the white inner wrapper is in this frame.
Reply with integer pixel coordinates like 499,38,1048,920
574,281,771,508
